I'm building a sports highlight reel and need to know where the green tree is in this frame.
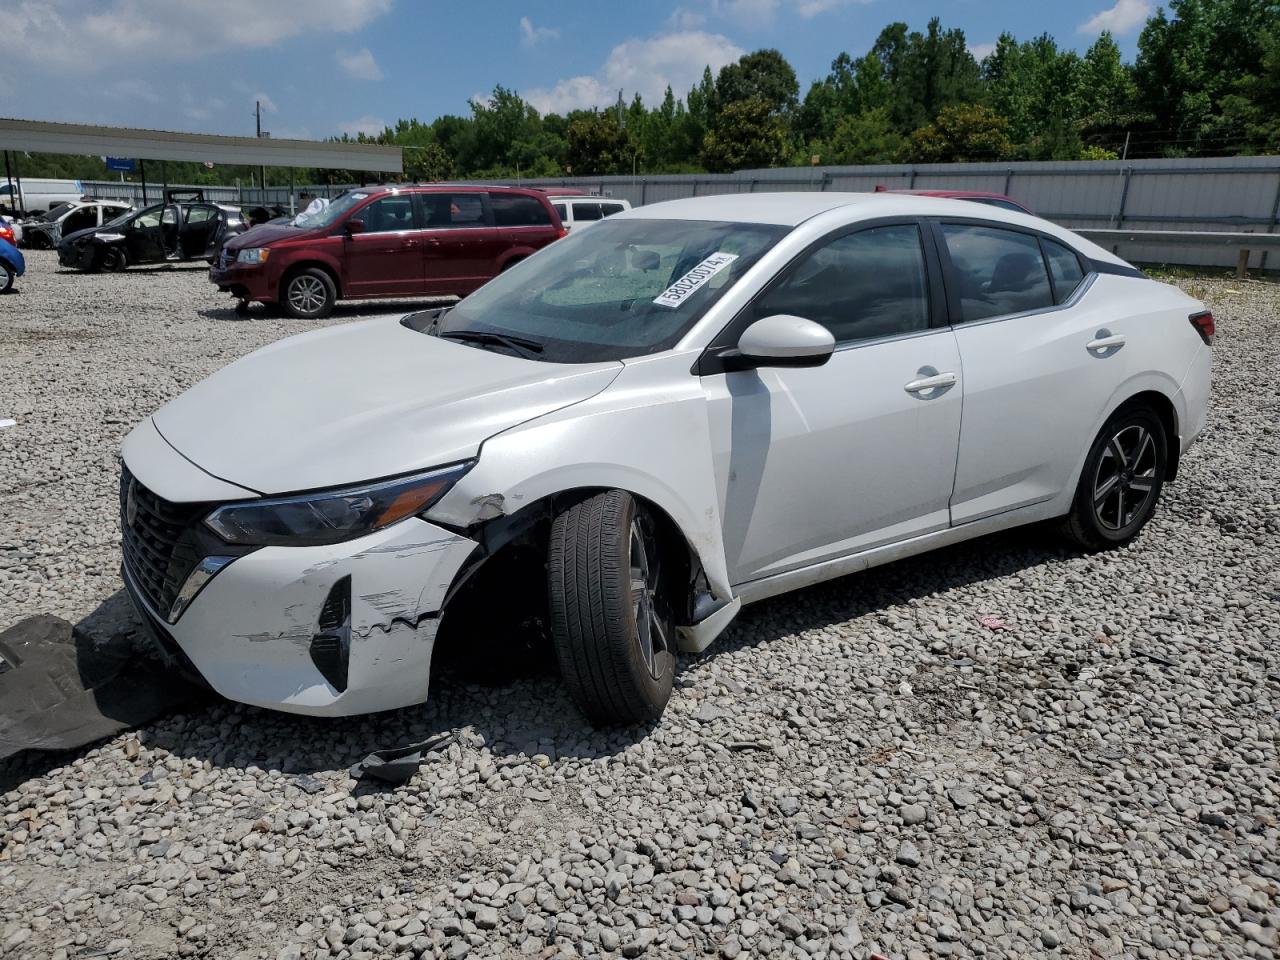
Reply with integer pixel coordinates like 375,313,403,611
807,107,905,165
403,142,454,181
715,49,800,118
867,19,982,134
906,103,1013,162
565,110,636,175
701,97,790,172
1135,0,1280,152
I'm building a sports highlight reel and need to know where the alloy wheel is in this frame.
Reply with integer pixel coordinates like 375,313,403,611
1092,423,1158,531
628,518,669,680
288,275,327,315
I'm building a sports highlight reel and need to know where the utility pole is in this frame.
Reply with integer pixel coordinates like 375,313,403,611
1121,131,1131,161
256,98,266,195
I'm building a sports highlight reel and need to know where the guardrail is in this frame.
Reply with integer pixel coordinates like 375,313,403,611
1075,229,1280,277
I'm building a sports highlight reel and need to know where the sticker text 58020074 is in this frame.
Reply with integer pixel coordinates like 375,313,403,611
652,252,739,308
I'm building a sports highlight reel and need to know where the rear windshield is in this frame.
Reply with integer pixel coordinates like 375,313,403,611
434,217,787,363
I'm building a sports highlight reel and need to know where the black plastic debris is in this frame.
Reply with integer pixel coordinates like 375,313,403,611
349,731,456,785
0,612,201,761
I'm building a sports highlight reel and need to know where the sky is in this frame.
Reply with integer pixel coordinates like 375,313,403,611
2,0,1157,141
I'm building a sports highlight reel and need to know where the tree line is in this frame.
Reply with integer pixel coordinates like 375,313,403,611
10,0,1279,188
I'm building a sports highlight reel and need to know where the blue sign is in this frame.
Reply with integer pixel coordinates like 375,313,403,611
105,157,136,173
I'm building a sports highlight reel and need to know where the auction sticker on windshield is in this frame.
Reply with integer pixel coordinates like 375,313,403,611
653,252,739,308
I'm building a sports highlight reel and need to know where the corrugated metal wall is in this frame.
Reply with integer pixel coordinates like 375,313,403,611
81,155,1280,269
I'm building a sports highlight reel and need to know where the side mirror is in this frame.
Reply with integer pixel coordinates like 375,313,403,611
731,314,835,369
345,218,366,235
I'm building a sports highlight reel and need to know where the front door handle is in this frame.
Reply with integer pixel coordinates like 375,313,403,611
1087,330,1126,353
402,239,421,249
904,371,958,394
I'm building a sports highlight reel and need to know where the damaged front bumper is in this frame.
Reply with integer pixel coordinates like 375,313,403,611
123,515,477,717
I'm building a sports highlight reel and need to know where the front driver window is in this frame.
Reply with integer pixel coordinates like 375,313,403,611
753,224,931,344
359,196,415,233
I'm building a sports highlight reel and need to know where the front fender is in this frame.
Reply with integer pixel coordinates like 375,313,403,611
427,351,733,603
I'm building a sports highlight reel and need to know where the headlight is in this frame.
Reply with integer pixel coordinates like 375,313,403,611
236,247,270,264
96,233,125,242
204,462,472,547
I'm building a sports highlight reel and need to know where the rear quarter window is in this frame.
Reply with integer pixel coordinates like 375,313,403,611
490,193,552,227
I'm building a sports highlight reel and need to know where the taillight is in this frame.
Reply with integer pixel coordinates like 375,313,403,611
1189,310,1215,345
556,227,567,239
0,226,13,244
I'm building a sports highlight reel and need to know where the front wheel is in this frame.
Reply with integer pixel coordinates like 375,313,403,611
1061,405,1167,550
281,267,336,319
549,491,676,725
1,263,13,293
99,247,128,272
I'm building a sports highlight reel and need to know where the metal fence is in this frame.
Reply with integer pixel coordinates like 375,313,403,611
82,154,1280,270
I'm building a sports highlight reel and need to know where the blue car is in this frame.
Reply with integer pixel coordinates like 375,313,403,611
0,236,24,293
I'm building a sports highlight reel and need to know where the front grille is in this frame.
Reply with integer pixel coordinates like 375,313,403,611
119,466,209,618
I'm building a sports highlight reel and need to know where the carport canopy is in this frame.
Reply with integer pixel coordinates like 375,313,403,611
0,118,402,172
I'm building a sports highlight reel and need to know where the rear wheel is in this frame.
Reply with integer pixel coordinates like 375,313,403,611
1,263,13,293
1062,404,1167,550
549,491,676,725
281,267,336,319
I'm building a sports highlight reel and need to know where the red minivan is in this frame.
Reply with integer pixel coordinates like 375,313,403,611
210,185,564,318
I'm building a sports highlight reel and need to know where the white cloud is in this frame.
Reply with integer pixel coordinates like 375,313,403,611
254,93,279,114
968,41,996,61
1078,0,1153,35
336,47,384,80
701,0,863,25
519,16,560,47
524,30,745,114
340,115,387,137
7,0,394,71
667,7,706,28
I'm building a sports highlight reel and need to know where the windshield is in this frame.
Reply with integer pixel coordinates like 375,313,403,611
292,191,367,230
435,217,787,363
36,202,75,222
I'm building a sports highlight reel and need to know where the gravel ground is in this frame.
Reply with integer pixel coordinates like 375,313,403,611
1,251,1277,960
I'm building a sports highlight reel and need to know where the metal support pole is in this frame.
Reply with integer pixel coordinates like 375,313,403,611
640,179,647,206
1003,168,1014,196
1236,248,1250,279
1260,171,1280,273
908,168,917,188
12,152,22,217
2,151,12,215
289,168,295,214
1112,167,1133,228
139,158,147,206
161,161,167,203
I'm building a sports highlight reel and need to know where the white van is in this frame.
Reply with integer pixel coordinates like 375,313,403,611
550,196,631,232
0,178,84,216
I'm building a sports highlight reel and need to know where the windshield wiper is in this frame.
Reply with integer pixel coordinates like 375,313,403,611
439,329,544,359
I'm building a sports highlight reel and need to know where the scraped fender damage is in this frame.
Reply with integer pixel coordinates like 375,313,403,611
427,352,737,634
169,517,477,715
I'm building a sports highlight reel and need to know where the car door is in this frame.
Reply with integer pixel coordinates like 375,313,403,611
341,193,427,298
125,206,167,263
938,220,1125,523
419,192,499,296
177,204,220,259
702,220,964,585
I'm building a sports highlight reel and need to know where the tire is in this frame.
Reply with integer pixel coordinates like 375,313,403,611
99,247,128,272
1061,404,1167,551
549,491,677,725
28,233,51,250
281,267,336,319
1,263,13,294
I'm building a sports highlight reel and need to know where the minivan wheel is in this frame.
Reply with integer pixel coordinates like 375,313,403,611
549,491,676,725
281,267,336,319
99,247,127,272
1062,404,1167,551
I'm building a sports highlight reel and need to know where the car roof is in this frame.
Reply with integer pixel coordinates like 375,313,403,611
621,191,1129,266
553,196,627,203
360,183,544,194
622,191,1038,226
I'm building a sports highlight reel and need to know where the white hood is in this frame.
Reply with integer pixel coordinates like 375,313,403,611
147,317,622,495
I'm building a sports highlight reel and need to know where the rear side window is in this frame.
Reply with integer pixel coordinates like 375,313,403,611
601,203,625,217
754,223,930,344
185,205,217,225
940,224,1053,322
490,193,552,227
1042,237,1086,303
572,202,603,222
422,193,486,228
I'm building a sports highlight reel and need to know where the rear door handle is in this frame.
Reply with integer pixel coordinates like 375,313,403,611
1087,331,1126,352
402,239,421,249
904,372,957,394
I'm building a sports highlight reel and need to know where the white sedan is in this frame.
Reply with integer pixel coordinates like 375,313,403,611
118,193,1212,723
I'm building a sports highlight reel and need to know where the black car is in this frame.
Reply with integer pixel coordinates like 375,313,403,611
58,201,248,272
